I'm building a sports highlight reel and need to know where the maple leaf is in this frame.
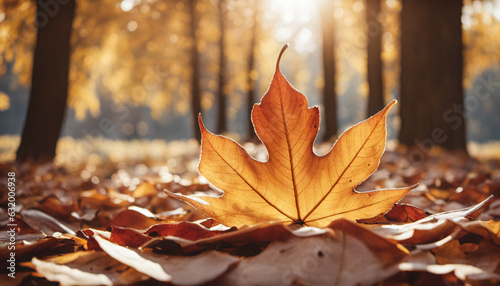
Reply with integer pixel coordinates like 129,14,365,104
167,45,416,227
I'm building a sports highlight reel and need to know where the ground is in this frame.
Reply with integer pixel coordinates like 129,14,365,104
1,140,499,285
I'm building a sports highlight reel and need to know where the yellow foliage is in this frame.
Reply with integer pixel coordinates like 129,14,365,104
0,91,11,111
463,0,500,88
2,0,497,127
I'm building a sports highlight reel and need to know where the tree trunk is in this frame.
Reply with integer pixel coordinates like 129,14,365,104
216,0,227,134
320,0,337,141
189,0,202,142
16,0,76,163
366,0,384,117
246,0,258,141
399,0,467,155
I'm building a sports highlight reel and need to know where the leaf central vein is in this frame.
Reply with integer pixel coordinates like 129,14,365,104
278,79,301,221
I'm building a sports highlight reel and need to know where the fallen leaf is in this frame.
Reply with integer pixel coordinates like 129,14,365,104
218,223,407,286
142,221,324,253
111,207,163,229
167,45,415,227
0,237,57,263
37,194,76,219
21,209,77,236
385,203,429,222
145,221,231,240
110,226,152,248
132,181,158,198
433,239,500,274
454,219,500,246
31,251,149,285
371,197,492,245
328,218,410,259
398,262,500,284
80,189,130,208
108,221,231,250
94,234,240,285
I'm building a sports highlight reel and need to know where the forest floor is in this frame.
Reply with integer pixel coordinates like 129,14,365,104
1,139,500,285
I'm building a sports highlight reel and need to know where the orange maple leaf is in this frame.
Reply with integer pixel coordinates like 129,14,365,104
167,46,416,227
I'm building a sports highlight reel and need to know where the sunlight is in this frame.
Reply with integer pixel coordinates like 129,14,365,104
1,0,500,283
120,0,135,12
494,0,500,21
266,0,318,53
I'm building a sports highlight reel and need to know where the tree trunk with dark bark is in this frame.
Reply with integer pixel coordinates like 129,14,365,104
366,0,384,117
399,0,467,156
320,0,337,142
16,0,76,162
246,0,258,141
189,0,202,142
216,0,227,134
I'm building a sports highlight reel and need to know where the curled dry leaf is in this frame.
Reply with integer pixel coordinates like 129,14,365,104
107,221,232,250
109,226,152,248
370,196,493,244
432,239,500,274
31,251,149,286
398,262,500,283
141,221,328,255
454,219,500,246
111,207,163,229
37,194,77,219
0,237,57,262
167,45,416,227
21,209,77,236
145,221,231,240
131,181,158,198
94,234,240,286
385,203,429,222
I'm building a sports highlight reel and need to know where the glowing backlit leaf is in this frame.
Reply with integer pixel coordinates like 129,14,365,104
167,45,416,227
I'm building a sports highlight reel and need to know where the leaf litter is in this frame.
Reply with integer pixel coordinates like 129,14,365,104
1,48,500,285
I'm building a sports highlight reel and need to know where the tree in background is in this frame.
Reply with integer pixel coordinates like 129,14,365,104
320,0,337,141
4,0,496,149
399,0,467,153
246,0,258,141
16,0,76,162
189,0,202,142
366,0,384,117
216,0,227,134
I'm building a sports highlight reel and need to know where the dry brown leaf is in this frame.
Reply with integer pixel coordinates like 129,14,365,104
111,207,163,229
109,226,152,248
94,234,240,285
80,189,130,208
132,181,158,198
218,222,407,286
144,221,231,240
20,209,77,235
0,237,57,263
371,197,492,245
455,219,500,246
167,46,415,227
385,203,429,223
31,251,149,285
433,239,500,274
141,221,328,255
37,194,77,219
398,262,500,284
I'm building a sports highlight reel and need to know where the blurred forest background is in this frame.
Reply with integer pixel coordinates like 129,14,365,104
0,0,500,168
